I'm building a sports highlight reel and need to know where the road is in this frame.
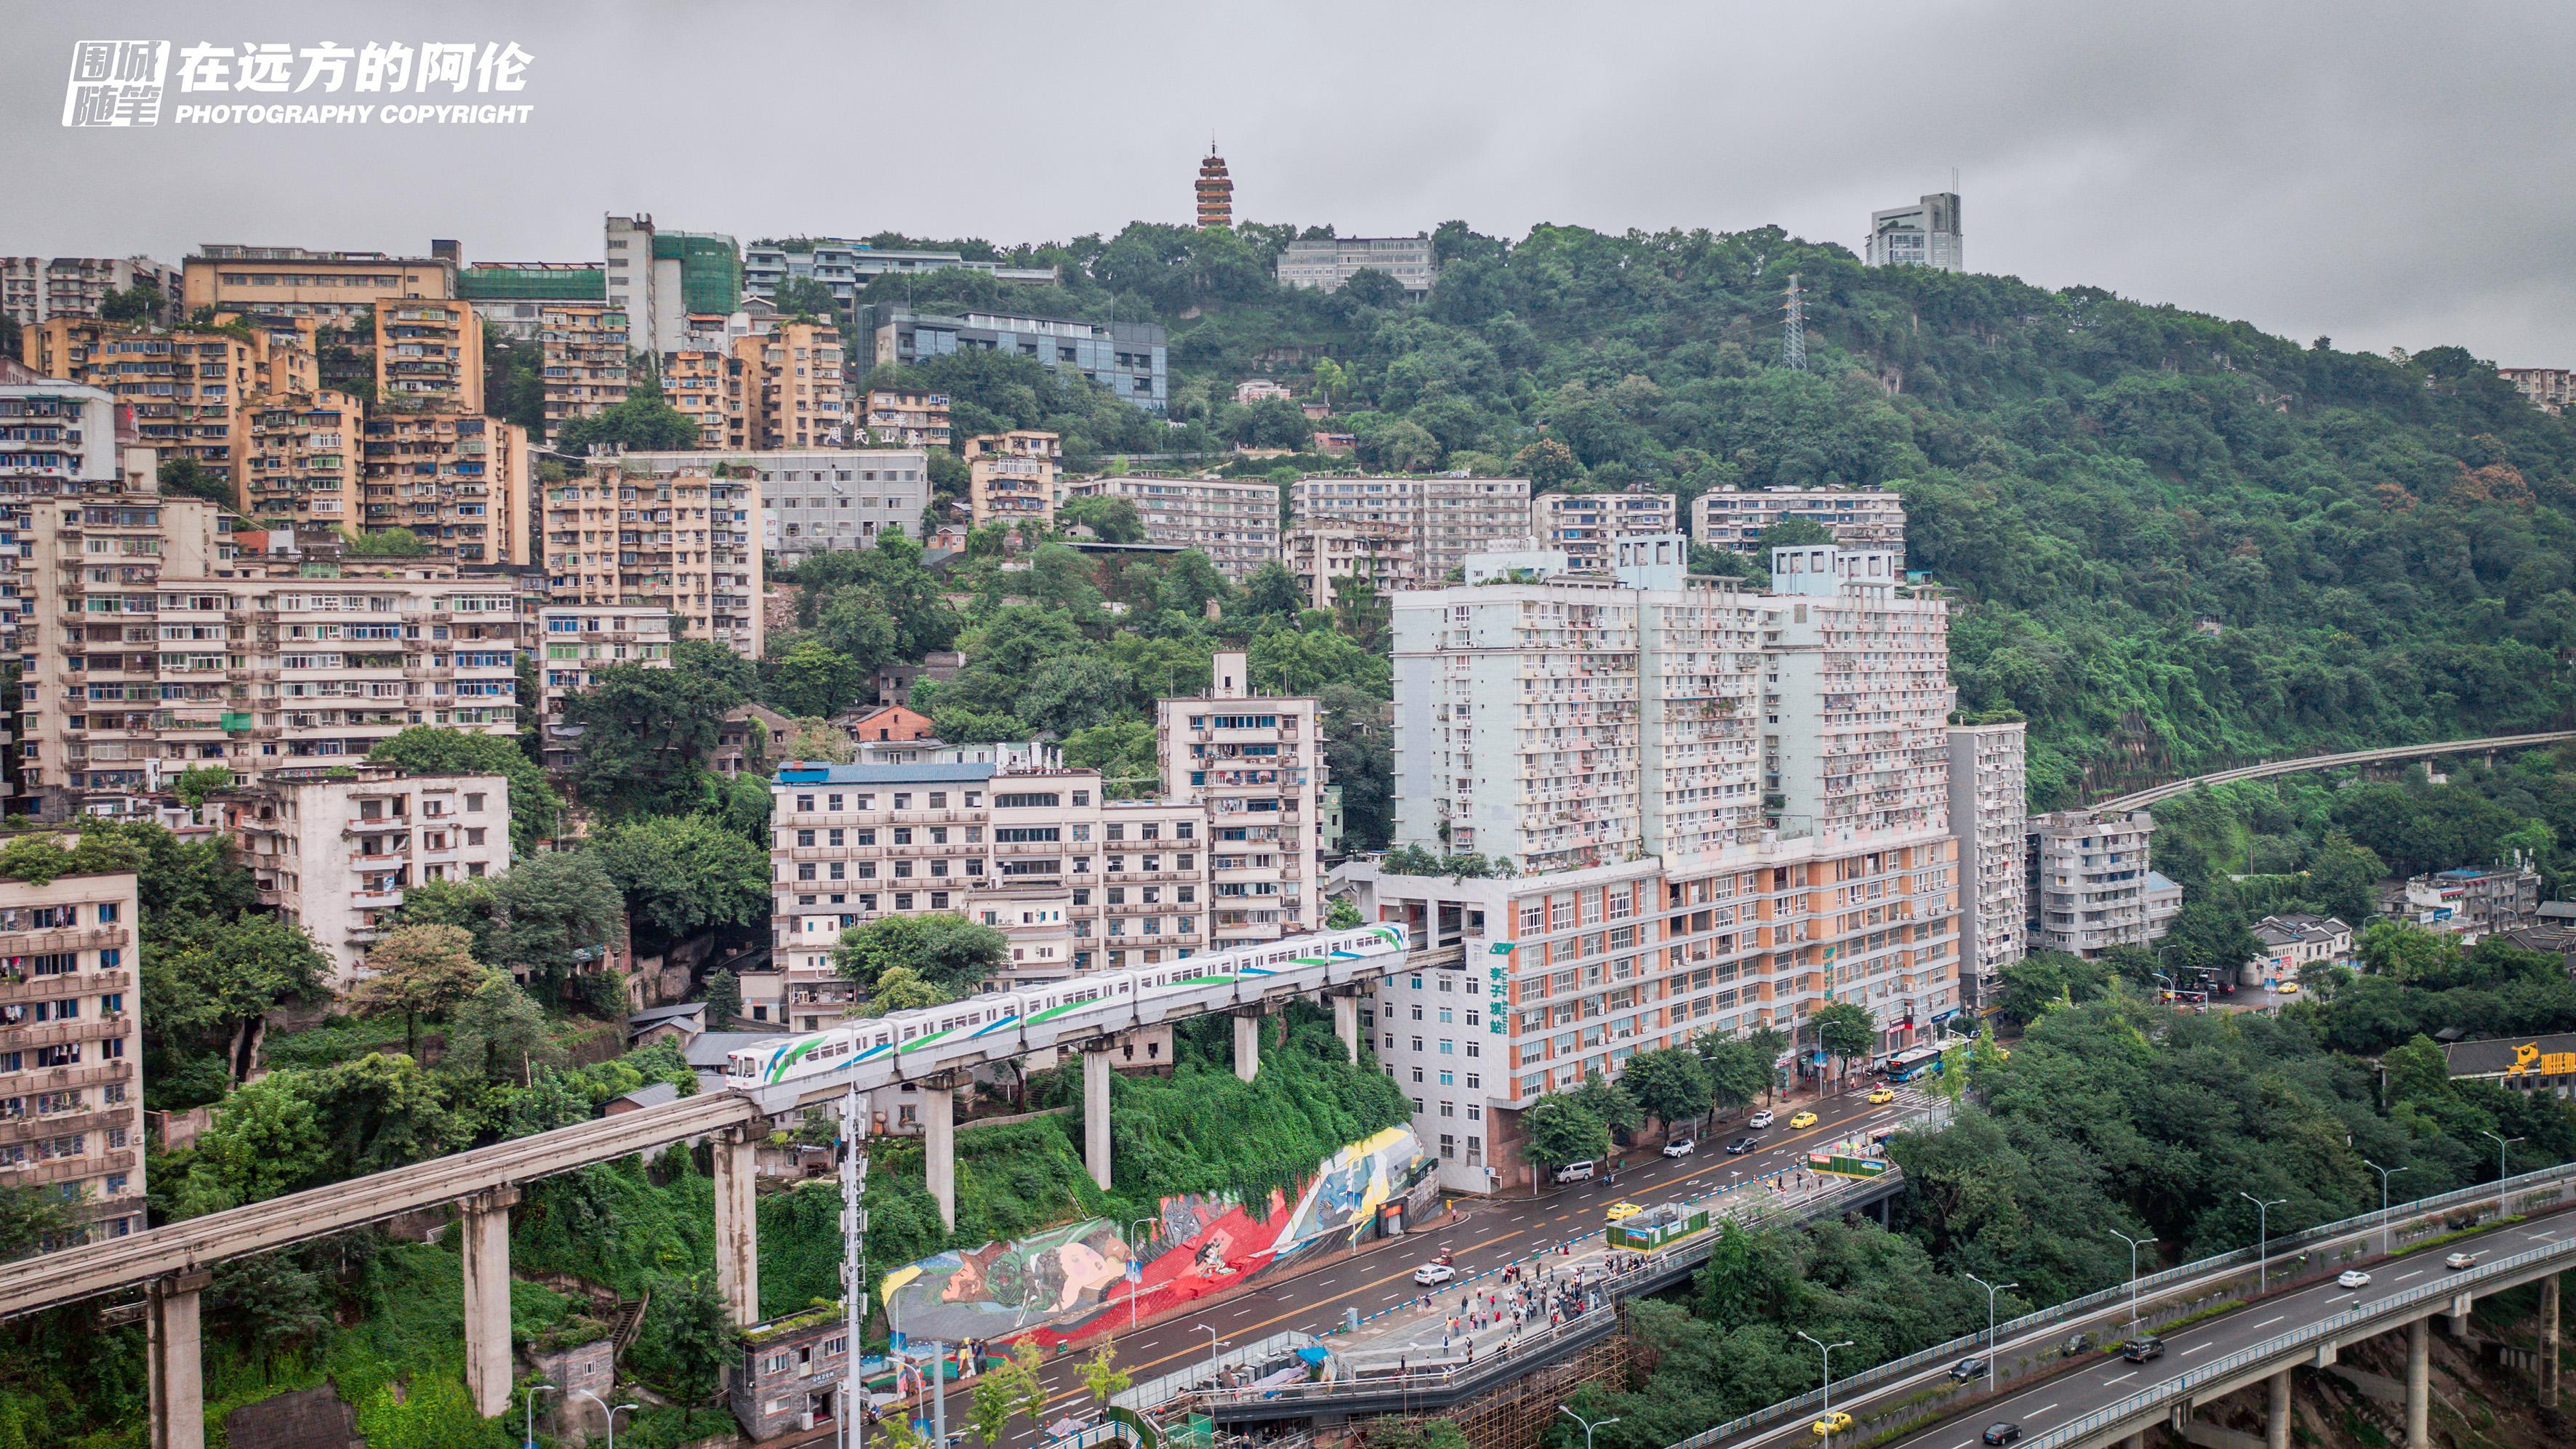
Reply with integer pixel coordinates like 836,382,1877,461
789,1081,1930,1448
2087,731,2576,813
1849,1213,2576,1449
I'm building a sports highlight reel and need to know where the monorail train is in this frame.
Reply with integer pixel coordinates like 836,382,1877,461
724,923,1410,1111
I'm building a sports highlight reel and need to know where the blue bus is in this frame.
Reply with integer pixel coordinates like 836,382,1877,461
1885,1045,1945,1083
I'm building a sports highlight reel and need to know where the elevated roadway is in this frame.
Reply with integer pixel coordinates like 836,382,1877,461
2090,731,2576,813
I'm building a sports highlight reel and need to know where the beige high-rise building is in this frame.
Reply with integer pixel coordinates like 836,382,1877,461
537,605,675,770
1289,475,1533,579
1531,489,1677,573
736,322,846,449
1760,547,1952,843
375,300,483,413
1693,486,1908,566
965,430,1061,528
1285,521,1421,611
542,465,763,657
2026,809,2168,958
243,390,364,534
1064,475,1281,582
766,763,1221,1029
1157,649,1324,944
223,771,514,990
21,318,318,496
538,303,630,437
182,245,454,327
1,256,177,327
359,412,533,565
1947,721,2027,1000
0,867,147,1249
662,349,748,449
862,388,952,449
17,475,524,814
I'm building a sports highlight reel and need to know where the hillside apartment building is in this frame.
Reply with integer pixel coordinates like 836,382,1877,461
1344,538,1965,1192
542,460,764,657
1,256,177,327
1946,721,2028,1000
1693,486,1909,567
1064,475,1282,582
1289,475,1534,579
1530,489,1677,574
537,606,675,771
0,867,146,1251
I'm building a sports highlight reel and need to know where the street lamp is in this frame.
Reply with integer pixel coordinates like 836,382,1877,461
2107,1230,2156,1330
2362,1160,2409,1257
1962,1274,2015,1396
1560,1405,1621,1449
2242,1192,2286,1295
1193,1323,1228,1384
571,1391,637,1449
2482,1131,2523,1220
523,1384,554,1449
1797,1330,1856,1445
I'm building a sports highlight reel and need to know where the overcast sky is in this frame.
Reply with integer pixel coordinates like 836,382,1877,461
9,1,2572,364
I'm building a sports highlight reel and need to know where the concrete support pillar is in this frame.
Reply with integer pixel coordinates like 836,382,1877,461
2265,1369,2291,1449
2541,1271,2561,1408
2406,1316,2430,1449
1333,993,1359,1065
148,1270,211,1449
460,1184,521,1419
1234,1011,1261,1083
2119,1434,2147,1449
925,1078,958,1232
713,1128,761,1328
1083,1043,1114,1192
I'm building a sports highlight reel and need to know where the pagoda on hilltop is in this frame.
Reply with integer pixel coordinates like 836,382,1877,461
1195,142,1234,230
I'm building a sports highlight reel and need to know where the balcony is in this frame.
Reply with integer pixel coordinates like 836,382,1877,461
0,1107,130,1148
0,1147,138,1190
0,968,131,1006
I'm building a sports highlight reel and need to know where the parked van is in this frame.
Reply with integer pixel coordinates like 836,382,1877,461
1554,1160,1598,1184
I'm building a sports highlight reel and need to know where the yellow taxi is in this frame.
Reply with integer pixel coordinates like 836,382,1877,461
1789,1109,1819,1129
1866,1087,1897,1105
2275,981,2302,995
1605,1200,1644,1223
1811,1410,1854,1437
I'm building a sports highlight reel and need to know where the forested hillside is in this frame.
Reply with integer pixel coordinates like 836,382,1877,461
845,220,2576,806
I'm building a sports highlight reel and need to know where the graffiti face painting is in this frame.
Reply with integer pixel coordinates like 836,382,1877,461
878,1125,1441,1347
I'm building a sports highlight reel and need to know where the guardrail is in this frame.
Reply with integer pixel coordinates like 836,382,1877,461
1184,1172,1905,1413
1660,1158,2576,1449
1118,1330,1323,1414
2028,1232,2576,1449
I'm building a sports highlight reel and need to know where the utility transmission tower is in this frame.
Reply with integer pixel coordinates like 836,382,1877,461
1781,273,1807,372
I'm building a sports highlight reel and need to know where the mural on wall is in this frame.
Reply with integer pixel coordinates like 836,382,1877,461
878,1125,1439,1348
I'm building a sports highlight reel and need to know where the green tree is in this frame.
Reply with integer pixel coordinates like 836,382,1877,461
1512,437,1581,490
0,1183,73,1261
154,456,234,507
1520,1093,1610,1175
1235,561,1304,621
1326,897,1363,929
438,971,561,1086
766,636,868,718
171,1072,332,1215
649,1271,742,1416
1570,1069,1644,1136
1311,358,1349,409
169,764,234,810
563,646,750,817
703,968,742,1029
97,284,161,324
858,963,953,1015
347,923,489,1058
596,814,771,947
1064,718,1158,798
145,914,330,1082
555,377,700,454
1061,494,1147,543
367,725,562,854
1808,1002,1877,1089
487,849,626,998
834,914,1008,995
344,526,429,557
1754,515,1834,551
970,1371,1014,1446
1620,1048,1713,1139
1079,1343,1131,1404
1006,1341,1051,1430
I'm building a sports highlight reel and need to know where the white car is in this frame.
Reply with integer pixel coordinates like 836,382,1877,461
1413,1262,1456,1286
1749,1109,1775,1128
1663,1139,1696,1158
2444,1252,2478,1270
2336,1269,2371,1289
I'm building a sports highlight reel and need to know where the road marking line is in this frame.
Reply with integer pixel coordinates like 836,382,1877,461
2396,1270,2423,1280
2034,1404,2059,1417
2252,1315,2284,1328
2181,1343,2210,1356
2103,1373,2135,1385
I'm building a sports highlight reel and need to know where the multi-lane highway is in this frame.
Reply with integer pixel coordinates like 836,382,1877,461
1779,1212,2576,1449
815,1082,1931,1447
